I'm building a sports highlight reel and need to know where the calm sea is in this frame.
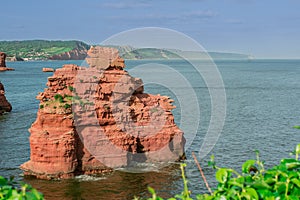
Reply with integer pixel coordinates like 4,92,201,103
0,59,300,199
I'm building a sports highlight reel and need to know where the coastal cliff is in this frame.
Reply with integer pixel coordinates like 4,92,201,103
0,82,12,114
48,48,87,60
21,47,185,179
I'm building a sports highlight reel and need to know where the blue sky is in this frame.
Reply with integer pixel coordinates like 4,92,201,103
1,0,300,58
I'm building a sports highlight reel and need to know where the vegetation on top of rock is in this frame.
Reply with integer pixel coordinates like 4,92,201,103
0,40,90,60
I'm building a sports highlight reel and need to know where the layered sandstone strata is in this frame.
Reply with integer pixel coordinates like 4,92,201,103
21,47,185,179
0,82,12,114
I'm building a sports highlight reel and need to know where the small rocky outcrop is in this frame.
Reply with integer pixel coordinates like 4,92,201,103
9,56,24,62
21,47,185,179
42,68,55,72
0,82,12,114
0,52,15,71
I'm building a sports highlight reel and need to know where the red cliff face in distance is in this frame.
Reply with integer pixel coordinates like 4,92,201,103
0,82,12,114
21,47,185,179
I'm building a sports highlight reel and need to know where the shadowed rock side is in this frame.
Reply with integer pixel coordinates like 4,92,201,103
0,82,12,114
21,47,185,179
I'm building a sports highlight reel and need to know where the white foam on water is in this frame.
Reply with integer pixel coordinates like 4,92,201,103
74,174,107,182
115,161,178,173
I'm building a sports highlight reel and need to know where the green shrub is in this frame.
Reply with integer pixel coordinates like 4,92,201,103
64,103,71,109
0,176,44,199
63,94,73,101
68,86,75,92
54,94,64,103
138,144,300,200
39,104,44,109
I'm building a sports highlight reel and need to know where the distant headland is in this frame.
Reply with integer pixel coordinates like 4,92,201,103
0,40,251,61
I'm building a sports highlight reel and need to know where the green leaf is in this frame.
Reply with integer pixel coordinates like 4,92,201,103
257,189,273,199
148,187,155,195
265,197,275,200
291,178,300,188
208,155,216,168
276,182,287,194
293,125,300,129
216,168,229,184
296,144,300,160
228,178,244,188
264,177,275,185
242,160,257,173
252,180,271,190
0,176,8,186
281,159,300,170
245,188,259,200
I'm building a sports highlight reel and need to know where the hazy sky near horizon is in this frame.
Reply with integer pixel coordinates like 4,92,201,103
1,0,300,58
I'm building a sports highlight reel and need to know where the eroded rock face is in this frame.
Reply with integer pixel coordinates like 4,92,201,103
0,82,12,114
21,47,185,179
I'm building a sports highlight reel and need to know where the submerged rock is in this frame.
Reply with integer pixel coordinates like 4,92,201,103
21,47,185,179
0,82,12,114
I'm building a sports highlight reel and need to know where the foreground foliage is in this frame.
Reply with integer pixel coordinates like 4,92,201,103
140,144,300,200
0,176,43,200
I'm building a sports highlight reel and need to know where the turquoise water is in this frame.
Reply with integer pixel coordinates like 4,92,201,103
0,59,300,199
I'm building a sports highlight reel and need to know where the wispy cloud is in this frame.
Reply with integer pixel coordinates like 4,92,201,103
183,10,218,19
101,1,151,9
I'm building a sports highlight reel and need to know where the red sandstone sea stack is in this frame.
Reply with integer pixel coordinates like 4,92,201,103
0,82,12,114
0,52,15,71
0,52,7,68
21,47,185,179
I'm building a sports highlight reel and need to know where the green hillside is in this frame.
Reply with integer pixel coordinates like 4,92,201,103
0,40,251,61
106,45,251,60
0,40,90,60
